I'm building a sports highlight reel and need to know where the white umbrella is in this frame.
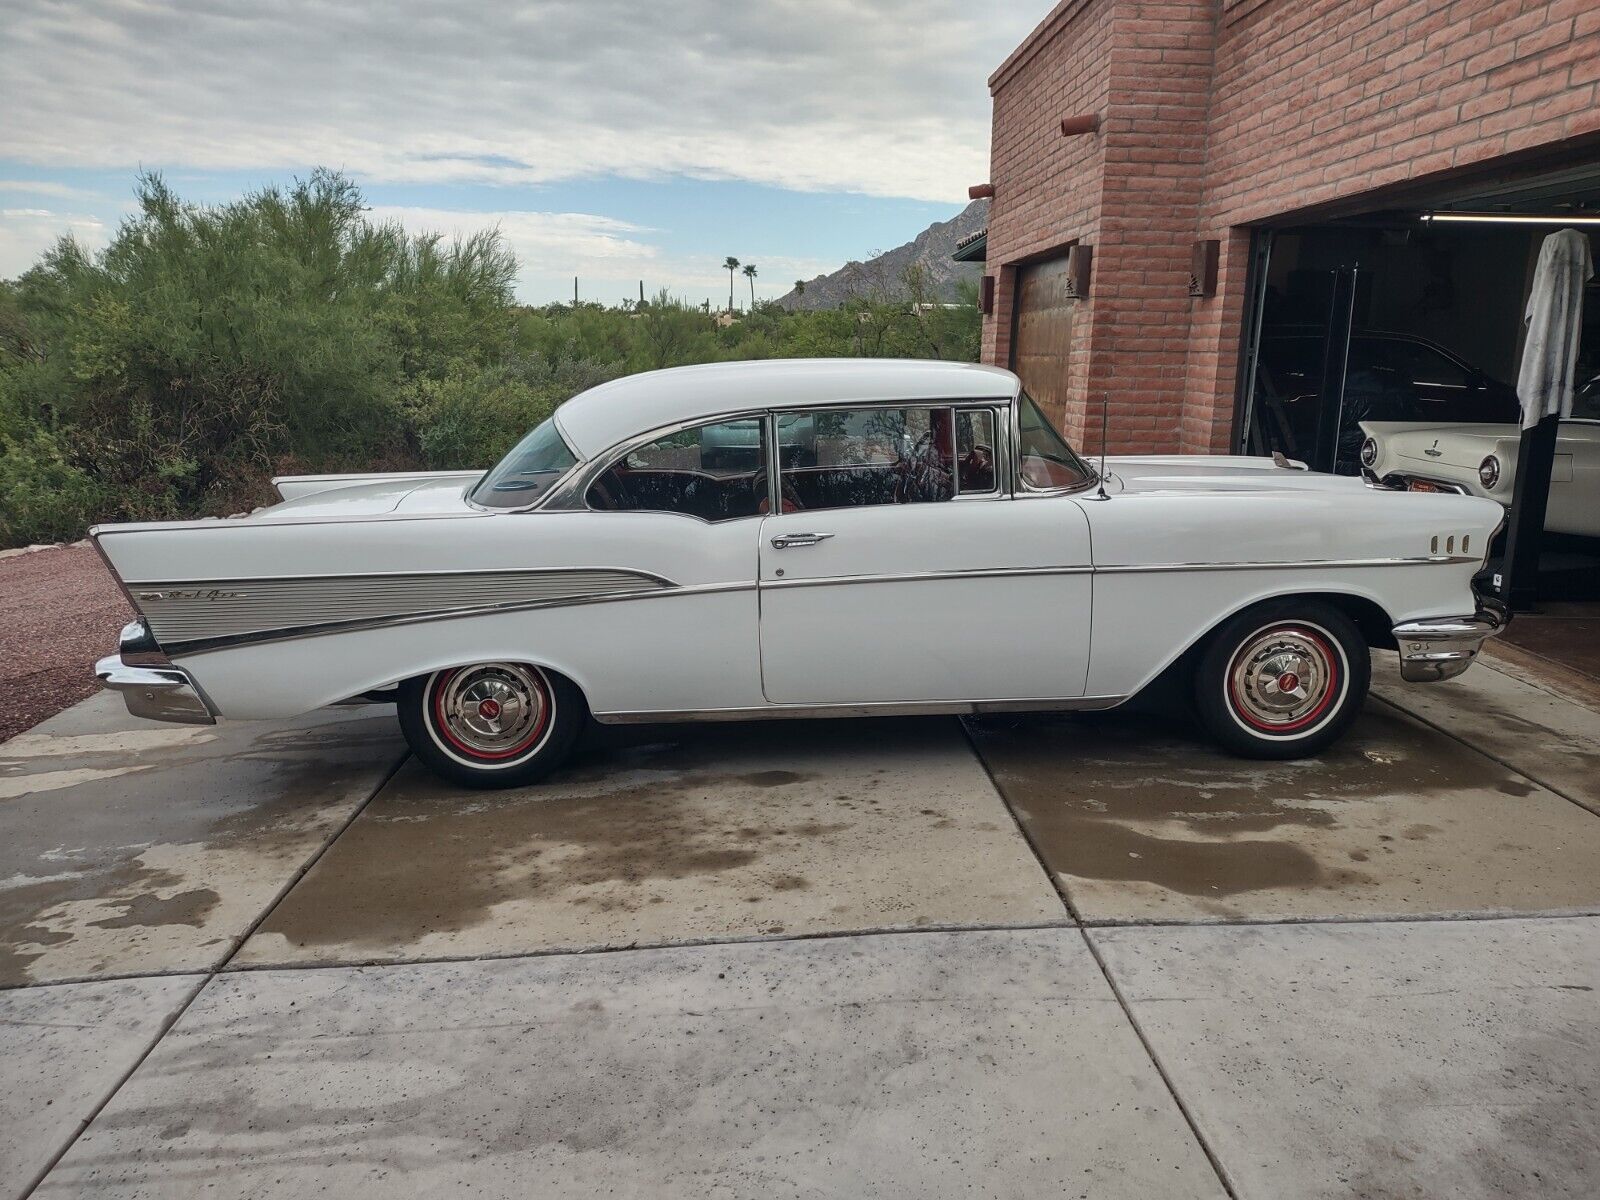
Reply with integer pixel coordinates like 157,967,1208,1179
1516,228,1594,428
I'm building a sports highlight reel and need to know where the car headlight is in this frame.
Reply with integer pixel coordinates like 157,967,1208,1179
1359,437,1378,468
1478,455,1500,489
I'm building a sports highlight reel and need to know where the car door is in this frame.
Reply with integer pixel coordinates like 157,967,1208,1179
577,414,769,714
757,402,1093,705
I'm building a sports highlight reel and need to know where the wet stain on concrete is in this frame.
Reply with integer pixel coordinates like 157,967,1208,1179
88,885,221,931
967,706,1546,901
0,708,404,985
1,861,221,982
253,738,832,951
1392,681,1600,808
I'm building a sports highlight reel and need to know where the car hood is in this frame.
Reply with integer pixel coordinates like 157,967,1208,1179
1102,454,1365,495
253,476,477,520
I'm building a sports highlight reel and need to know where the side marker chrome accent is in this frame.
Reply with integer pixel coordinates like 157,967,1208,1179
592,695,1129,724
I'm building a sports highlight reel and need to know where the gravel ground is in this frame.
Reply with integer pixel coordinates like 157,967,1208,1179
0,545,133,743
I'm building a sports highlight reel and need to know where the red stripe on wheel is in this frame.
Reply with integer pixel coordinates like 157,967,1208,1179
1228,627,1341,736
429,668,553,761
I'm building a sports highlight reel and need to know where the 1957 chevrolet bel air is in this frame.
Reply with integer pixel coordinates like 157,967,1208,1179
94,359,1506,787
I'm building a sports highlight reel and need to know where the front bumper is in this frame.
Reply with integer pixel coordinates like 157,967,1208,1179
1392,605,1507,682
1362,468,1470,496
95,620,216,725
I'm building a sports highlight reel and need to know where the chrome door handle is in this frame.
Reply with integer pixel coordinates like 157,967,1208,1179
770,532,834,549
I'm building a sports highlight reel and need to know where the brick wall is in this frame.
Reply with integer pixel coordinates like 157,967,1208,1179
982,0,1115,441
983,0,1600,454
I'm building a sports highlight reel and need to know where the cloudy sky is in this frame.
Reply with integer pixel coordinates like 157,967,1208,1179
0,1,1049,304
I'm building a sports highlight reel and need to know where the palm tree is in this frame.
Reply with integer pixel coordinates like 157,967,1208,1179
743,262,758,310
722,256,740,312
794,279,805,295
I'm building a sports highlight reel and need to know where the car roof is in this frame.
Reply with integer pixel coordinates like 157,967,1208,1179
553,358,1020,459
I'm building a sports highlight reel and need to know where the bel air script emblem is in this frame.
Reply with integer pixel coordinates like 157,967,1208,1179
137,589,245,602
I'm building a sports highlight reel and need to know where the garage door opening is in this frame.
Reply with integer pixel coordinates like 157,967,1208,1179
1238,176,1600,609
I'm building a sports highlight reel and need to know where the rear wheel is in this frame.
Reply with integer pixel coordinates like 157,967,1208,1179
398,662,585,788
1192,600,1369,759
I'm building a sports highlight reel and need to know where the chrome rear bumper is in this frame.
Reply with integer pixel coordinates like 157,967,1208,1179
1392,607,1506,682
95,620,216,724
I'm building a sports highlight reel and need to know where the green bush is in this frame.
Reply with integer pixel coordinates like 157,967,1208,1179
0,428,111,545
405,356,618,470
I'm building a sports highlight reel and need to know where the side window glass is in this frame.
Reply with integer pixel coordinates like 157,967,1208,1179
778,407,955,511
588,418,766,521
956,409,997,494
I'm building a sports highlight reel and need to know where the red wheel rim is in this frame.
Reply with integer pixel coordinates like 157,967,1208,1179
1226,624,1342,735
428,664,553,761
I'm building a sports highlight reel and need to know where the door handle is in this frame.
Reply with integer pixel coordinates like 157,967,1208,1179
770,532,835,549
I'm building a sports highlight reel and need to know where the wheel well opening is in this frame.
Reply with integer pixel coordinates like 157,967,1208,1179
1305,592,1397,651
1151,591,1397,696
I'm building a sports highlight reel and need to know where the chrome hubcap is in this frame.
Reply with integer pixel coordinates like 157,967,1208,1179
439,663,547,754
1230,628,1333,727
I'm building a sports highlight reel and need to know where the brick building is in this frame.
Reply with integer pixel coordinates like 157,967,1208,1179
970,0,1600,464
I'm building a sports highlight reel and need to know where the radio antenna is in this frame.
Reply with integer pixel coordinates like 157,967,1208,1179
1095,390,1111,500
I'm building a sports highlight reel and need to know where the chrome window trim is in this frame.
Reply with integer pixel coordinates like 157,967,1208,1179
592,694,1129,724
770,399,1012,511
764,411,782,515
545,408,774,514
543,396,1020,513
1010,391,1101,498
574,412,775,524
465,420,583,513
952,405,1004,500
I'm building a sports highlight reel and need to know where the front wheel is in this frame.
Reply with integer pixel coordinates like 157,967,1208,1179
398,662,585,788
1192,601,1369,760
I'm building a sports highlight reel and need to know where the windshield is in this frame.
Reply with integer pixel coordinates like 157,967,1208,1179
1017,390,1094,490
470,418,578,509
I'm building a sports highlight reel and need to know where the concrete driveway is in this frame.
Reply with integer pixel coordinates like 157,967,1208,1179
3,659,1598,1198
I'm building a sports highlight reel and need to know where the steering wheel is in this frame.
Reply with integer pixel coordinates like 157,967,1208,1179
751,466,803,513
589,467,635,511
960,442,995,490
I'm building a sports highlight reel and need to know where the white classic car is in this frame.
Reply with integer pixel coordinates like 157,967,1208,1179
1359,413,1600,538
95,359,1507,787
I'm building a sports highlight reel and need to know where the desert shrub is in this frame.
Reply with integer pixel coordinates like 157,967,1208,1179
0,427,111,545
405,356,619,469
0,171,513,543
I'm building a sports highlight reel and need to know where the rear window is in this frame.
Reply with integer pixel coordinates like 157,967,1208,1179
470,419,578,509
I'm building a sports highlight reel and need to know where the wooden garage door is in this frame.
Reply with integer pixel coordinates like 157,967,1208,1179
1009,254,1075,422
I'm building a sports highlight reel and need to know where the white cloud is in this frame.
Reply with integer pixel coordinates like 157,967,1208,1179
0,180,107,200
0,208,111,277
0,1,1047,202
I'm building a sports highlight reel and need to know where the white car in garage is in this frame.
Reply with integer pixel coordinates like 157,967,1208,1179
94,359,1507,787
1359,409,1600,537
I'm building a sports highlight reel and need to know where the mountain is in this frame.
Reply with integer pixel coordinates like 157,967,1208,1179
778,199,987,310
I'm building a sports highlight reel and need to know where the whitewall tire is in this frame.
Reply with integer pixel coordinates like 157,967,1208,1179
398,662,585,788
1193,600,1369,760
